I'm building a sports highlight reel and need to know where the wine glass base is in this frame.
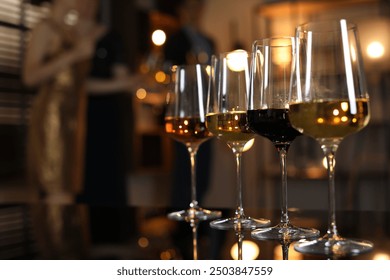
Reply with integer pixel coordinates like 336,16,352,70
210,216,270,231
294,236,374,257
251,223,320,241
167,207,222,223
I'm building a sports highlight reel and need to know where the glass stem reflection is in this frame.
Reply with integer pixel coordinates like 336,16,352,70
191,220,199,260
237,231,244,260
278,146,290,225
281,242,290,260
322,144,340,239
234,152,245,220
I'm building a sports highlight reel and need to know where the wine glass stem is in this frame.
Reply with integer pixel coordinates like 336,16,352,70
278,147,289,225
188,146,199,209
234,152,245,219
322,145,339,238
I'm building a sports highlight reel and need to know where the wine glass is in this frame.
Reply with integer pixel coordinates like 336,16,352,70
206,50,270,233
165,64,222,222
164,64,221,259
289,20,373,256
248,37,319,244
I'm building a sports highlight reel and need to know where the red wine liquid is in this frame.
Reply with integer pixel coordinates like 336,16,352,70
247,109,301,147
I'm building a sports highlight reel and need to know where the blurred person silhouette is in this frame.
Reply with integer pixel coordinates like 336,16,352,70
23,0,106,202
163,0,215,210
163,0,215,67
77,4,142,246
78,23,137,207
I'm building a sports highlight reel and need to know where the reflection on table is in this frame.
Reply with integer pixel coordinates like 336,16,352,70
0,203,389,260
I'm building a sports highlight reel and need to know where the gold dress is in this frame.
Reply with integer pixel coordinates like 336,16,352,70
27,21,89,197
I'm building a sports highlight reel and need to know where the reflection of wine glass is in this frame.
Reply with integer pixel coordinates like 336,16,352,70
248,37,319,243
165,64,221,259
289,20,373,256
206,50,270,234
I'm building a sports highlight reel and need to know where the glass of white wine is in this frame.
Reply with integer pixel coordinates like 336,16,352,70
206,50,270,233
289,19,374,257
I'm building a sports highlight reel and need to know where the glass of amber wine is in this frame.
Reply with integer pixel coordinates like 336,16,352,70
290,20,373,256
165,64,221,223
248,37,319,246
206,50,270,232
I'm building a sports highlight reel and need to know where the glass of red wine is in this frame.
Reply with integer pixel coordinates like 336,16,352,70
248,37,319,249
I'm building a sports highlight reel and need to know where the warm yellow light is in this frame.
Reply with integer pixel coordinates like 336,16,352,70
152,29,166,46
226,50,248,72
341,102,349,112
317,118,324,124
367,41,385,59
242,138,255,152
64,9,79,26
136,88,147,100
230,240,260,260
350,44,357,62
373,252,390,260
160,249,176,260
206,65,211,76
333,109,340,116
273,244,303,260
273,47,292,66
138,237,149,248
323,156,336,169
155,71,167,83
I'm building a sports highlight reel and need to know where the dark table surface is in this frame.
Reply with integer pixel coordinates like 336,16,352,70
1,202,389,260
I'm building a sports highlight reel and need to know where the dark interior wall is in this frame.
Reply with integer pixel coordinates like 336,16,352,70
110,0,139,71
0,1,29,182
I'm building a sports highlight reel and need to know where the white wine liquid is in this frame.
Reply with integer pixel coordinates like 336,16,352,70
289,99,370,140
206,112,255,153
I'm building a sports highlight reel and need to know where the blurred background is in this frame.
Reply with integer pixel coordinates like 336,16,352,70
0,0,389,212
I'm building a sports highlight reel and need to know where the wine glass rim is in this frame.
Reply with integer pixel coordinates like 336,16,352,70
296,19,357,33
213,49,249,59
171,63,210,71
252,36,294,49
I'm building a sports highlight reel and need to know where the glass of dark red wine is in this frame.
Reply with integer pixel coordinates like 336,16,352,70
248,37,319,247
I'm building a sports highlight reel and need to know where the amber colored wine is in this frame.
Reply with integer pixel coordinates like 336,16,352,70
289,99,370,140
206,112,255,152
247,109,301,146
165,116,212,146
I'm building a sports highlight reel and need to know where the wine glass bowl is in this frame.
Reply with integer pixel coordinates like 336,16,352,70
206,50,270,232
248,37,319,244
289,19,373,257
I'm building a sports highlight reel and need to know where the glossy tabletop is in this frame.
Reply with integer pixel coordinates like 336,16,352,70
0,202,389,260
